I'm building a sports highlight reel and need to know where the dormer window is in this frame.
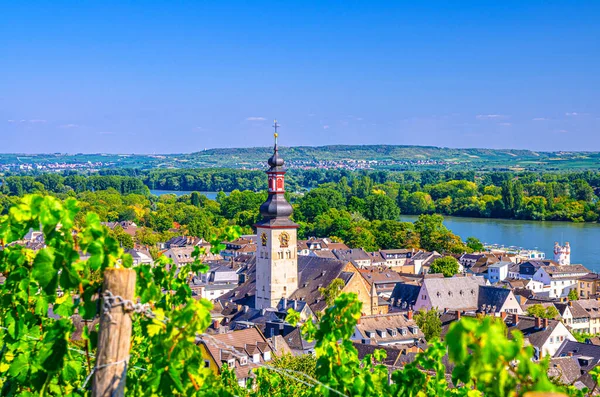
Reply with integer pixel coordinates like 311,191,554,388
239,356,248,366
263,351,271,361
228,358,235,368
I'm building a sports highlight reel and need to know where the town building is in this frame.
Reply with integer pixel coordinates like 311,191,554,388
532,264,589,299
296,237,348,256
413,276,523,315
578,273,600,299
221,237,257,258
487,261,511,283
254,129,299,309
125,248,153,266
351,312,425,347
218,131,384,315
554,242,571,266
197,327,289,386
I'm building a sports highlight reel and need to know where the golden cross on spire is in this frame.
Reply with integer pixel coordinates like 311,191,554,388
273,119,279,145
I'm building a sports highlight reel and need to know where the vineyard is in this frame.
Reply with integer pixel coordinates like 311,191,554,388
0,194,598,396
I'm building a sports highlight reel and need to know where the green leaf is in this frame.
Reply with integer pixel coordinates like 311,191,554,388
8,354,30,382
32,248,56,288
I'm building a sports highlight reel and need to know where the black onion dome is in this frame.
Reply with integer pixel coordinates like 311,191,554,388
259,193,293,219
268,146,285,168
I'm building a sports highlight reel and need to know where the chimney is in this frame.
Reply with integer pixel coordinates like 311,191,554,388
568,301,573,307
567,351,573,357
357,317,361,325
213,319,220,329
407,310,413,320
244,305,249,313
236,304,242,312
535,317,542,330
500,311,507,320
283,297,287,309
513,313,519,324
543,318,549,329
456,310,461,320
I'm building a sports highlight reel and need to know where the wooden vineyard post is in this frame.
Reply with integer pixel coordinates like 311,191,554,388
92,268,137,397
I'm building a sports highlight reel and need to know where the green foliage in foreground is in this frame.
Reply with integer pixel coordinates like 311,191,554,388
0,194,599,396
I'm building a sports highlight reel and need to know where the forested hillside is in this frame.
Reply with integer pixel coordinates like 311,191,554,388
3,144,600,171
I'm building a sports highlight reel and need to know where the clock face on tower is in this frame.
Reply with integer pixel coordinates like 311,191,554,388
261,233,267,246
279,232,290,248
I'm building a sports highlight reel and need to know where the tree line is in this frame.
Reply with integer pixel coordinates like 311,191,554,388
2,169,600,224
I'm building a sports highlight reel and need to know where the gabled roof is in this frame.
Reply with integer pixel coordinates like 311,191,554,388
576,299,600,319
555,340,600,371
355,313,424,343
390,283,421,308
505,315,563,350
544,264,590,277
477,286,514,312
421,277,486,311
217,255,354,312
332,248,372,262
197,327,275,380
548,356,582,385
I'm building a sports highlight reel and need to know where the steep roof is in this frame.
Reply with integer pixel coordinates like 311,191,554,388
504,315,563,351
555,340,600,372
548,356,582,385
422,277,486,311
197,327,275,380
544,264,590,277
355,313,424,344
217,255,353,312
576,299,600,319
332,248,372,262
290,257,355,312
390,283,421,308
352,342,405,367
477,286,515,312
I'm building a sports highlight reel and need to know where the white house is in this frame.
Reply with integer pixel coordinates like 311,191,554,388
504,315,576,359
532,265,589,299
488,261,511,283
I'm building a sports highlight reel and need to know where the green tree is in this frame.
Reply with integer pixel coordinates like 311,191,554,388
364,193,400,221
414,308,442,341
526,304,559,319
297,187,345,222
568,288,579,301
429,256,460,277
466,236,484,252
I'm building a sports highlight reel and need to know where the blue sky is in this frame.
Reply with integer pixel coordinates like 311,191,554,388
1,1,598,153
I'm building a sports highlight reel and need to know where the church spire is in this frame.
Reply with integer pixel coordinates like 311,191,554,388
256,121,297,228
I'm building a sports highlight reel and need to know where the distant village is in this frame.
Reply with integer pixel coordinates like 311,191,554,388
8,143,600,392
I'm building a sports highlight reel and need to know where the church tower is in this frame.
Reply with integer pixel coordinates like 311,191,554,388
255,121,299,309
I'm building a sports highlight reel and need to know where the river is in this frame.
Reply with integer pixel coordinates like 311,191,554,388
401,214,600,272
